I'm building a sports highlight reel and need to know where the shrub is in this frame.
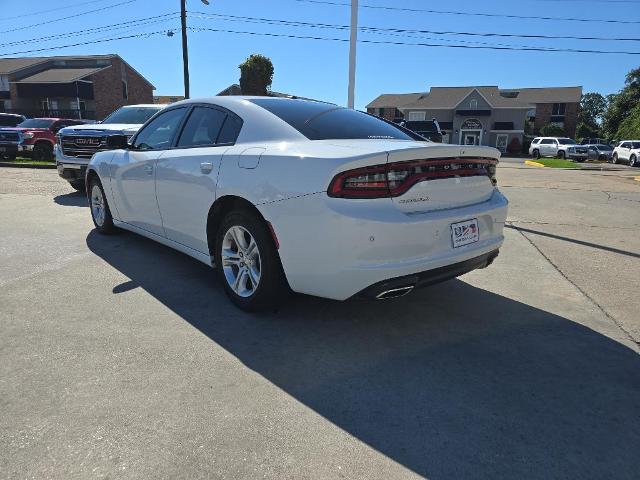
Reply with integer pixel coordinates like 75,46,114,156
540,124,566,137
506,137,522,154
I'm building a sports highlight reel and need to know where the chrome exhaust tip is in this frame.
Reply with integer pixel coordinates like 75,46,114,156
375,285,415,300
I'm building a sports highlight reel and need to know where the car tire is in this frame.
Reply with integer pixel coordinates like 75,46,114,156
88,177,115,234
33,143,53,161
215,209,288,312
612,153,618,164
558,150,566,160
532,149,540,159
69,180,85,192
630,155,637,167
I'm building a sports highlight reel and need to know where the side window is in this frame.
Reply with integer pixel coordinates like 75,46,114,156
621,142,629,149
177,107,227,148
133,108,186,150
217,114,243,145
532,138,540,144
540,139,552,144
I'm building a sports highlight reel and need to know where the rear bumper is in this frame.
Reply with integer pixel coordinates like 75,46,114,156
358,249,499,299
262,189,508,300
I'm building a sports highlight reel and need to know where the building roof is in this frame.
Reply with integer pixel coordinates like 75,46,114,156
500,86,582,104
368,85,582,112
11,66,110,84
366,92,425,109
0,58,49,75
406,86,531,110
217,84,320,102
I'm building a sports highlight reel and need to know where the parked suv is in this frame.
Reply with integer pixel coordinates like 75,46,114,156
0,113,26,127
0,118,85,161
612,140,640,167
56,104,165,190
529,137,588,161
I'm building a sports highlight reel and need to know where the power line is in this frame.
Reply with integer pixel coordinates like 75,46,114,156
0,0,116,21
0,0,140,35
0,13,179,48
190,11,640,42
186,26,640,55
293,0,640,25
0,31,170,56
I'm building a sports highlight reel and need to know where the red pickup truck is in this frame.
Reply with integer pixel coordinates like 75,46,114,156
0,118,85,160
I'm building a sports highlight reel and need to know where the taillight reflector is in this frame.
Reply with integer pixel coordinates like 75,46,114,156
328,157,498,199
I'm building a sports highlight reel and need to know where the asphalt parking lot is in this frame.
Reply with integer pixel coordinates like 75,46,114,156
1,164,639,479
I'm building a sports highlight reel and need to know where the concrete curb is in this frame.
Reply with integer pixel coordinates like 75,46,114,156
634,176,640,182
524,160,545,168
0,162,56,169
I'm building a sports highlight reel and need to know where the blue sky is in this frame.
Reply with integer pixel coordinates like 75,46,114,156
2,0,639,109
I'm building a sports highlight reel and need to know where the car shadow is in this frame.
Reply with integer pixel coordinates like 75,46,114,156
86,230,640,480
54,192,87,207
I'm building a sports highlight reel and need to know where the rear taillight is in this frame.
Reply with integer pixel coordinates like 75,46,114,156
328,157,498,198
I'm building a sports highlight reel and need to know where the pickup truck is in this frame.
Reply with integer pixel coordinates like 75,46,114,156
56,104,165,190
0,118,85,160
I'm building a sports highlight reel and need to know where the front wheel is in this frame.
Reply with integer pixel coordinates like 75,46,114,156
612,153,618,164
532,149,540,159
558,150,566,160
630,155,637,167
69,180,85,192
89,178,115,234
33,143,53,161
215,210,288,312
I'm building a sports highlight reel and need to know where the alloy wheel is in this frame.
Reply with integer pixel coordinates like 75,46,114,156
221,225,262,298
90,184,106,227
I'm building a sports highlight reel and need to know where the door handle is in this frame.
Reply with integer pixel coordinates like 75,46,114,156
200,162,213,174
144,164,153,175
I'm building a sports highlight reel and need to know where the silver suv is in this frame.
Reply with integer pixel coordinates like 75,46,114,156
529,137,588,162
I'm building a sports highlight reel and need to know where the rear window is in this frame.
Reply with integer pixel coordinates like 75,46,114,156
557,138,577,145
250,98,413,141
17,119,55,128
632,142,640,149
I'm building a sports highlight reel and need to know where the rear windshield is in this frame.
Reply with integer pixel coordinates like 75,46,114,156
250,98,413,141
597,144,612,150
102,107,161,124
557,138,577,145
17,119,55,128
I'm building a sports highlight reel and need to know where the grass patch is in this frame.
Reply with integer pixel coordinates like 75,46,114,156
1,156,55,166
533,157,581,169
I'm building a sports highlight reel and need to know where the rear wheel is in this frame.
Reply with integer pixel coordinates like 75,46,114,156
215,210,287,312
89,178,115,234
33,142,53,161
69,180,85,192
532,149,540,159
630,155,637,167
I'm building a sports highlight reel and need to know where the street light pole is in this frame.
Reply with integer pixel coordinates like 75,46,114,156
347,0,358,109
180,0,190,99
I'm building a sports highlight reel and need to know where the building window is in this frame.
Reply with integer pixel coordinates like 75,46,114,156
469,99,478,110
408,111,426,121
552,103,566,116
122,80,128,100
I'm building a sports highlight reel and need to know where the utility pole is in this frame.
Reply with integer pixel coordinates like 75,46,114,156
180,0,190,99
180,0,209,99
347,0,358,109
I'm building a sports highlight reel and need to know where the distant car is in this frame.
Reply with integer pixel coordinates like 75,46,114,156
529,137,588,161
0,113,26,128
401,120,444,143
585,144,613,162
86,97,507,311
611,140,640,167
56,104,166,191
0,118,85,161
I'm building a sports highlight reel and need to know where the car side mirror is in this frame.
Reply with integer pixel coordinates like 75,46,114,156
106,134,129,149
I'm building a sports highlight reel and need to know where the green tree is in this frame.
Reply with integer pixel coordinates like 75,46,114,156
576,93,606,140
540,123,566,137
603,66,640,139
239,54,274,96
615,102,640,139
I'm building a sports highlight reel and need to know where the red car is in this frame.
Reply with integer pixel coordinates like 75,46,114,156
1,118,86,160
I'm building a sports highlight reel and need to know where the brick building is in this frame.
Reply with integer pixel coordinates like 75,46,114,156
0,54,154,121
367,86,582,146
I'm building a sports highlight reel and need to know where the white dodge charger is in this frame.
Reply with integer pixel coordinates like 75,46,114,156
86,97,508,311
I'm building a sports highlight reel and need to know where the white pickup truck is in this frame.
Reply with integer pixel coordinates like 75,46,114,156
56,104,165,190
